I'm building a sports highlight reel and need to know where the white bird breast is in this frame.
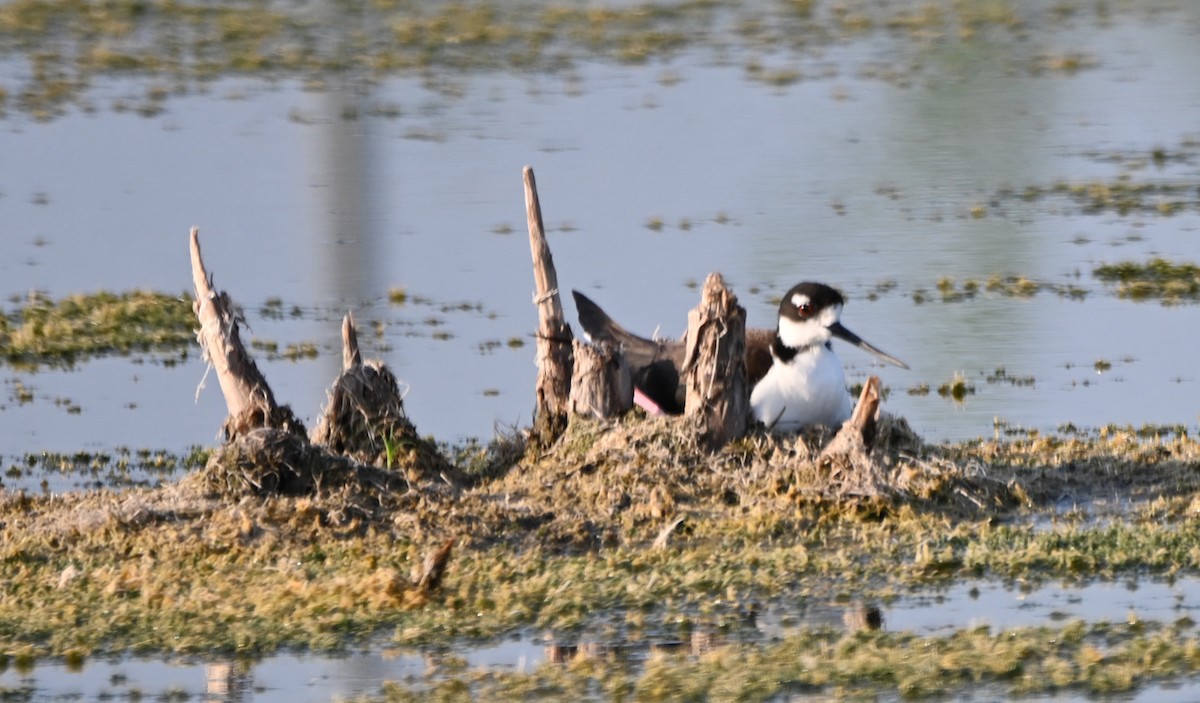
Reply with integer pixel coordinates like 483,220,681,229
750,345,853,432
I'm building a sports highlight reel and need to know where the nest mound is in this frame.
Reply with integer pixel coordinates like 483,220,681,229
192,428,349,497
221,401,307,443
183,428,456,527
177,408,1022,546
310,360,460,484
493,412,1021,543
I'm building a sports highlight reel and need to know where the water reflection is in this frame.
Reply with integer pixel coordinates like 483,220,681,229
842,601,885,632
5,579,1198,701
205,661,252,703
543,601,883,665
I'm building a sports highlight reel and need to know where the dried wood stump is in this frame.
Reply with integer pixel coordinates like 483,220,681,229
413,537,456,593
568,339,633,421
525,166,574,447
817,375,889,498
189,230,456,503
310,313,455,482
682,273,749,450
189,227,304,441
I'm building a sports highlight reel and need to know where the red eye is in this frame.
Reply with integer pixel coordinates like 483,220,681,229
798,303,811,316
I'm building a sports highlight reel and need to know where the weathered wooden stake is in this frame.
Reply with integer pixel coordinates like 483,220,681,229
681,272,749,449
190,227,304,440
822,375,881,458
818,375,888,497
568,339,633,420
525,166,574,445
341,310,362,371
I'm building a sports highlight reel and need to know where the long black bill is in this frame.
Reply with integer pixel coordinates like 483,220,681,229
828,321,909,369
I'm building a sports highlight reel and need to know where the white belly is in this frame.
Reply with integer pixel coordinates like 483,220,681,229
750,347,853,432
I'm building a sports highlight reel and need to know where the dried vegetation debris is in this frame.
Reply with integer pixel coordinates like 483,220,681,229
495,410,1019,543
175,410,1200,555
6,417,1200,658
184,426,456,532
171,398,1016,553
310,356,456,484
225,381,452,513
0,483,218,543
0,481,457,657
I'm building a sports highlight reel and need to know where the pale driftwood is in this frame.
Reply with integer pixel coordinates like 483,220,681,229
189,227,304,440
820,375,881,459
190,226,256,420
342,311,362,371
681,272,749,449
568,339,633,420
652,515,686,550
525,166,574,446
817,375,888,497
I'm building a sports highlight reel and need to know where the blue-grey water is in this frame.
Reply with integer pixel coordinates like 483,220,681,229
3,7,1200,457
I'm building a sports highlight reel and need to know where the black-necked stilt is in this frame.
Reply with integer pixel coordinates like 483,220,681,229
572,282,907,430
749,282,907,431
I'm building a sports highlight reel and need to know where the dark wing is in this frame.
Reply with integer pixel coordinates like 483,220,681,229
745,328,777,387
572,290,778,413
573,290,687,413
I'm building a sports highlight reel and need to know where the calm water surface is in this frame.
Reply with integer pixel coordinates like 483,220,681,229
2,8,1200,456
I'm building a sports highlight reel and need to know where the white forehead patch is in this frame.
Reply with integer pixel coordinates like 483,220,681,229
777,303,842,350
818,303,842,328
790,293,810,309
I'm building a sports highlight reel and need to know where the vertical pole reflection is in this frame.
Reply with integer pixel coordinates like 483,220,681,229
204,661,251,702
314,80,378,314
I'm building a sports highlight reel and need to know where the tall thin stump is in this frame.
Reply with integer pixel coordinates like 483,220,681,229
190,227,304,440
525,166,573,446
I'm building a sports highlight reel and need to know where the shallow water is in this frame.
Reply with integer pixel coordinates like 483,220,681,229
2,578,1197,702
2,5,1200,458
